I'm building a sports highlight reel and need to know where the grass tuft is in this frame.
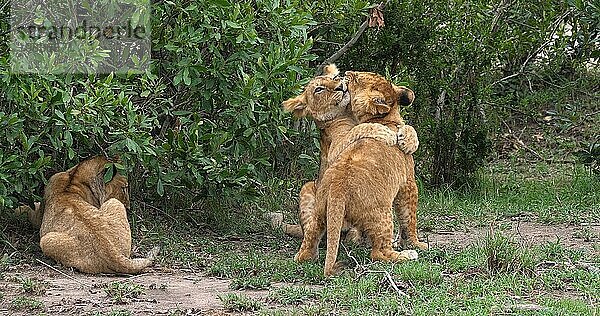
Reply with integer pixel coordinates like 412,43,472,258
230,275,271,290
219,293,263,312
268,286,321,305
481,230,538,275
10,295,44,311
19,276,46,295
102,281,145,304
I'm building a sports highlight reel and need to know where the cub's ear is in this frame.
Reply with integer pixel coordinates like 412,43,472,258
282,94,307,117
323,64,339,78
374,102,391,115
393,85,415,106
344,71,357,83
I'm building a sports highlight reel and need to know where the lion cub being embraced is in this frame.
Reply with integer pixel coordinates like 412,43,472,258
39,156,157,274
283,65,425,276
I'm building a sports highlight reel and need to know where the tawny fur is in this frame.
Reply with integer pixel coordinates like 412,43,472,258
282,66,425,276
39,156,157,274
277,68,421,248
341,70,427,252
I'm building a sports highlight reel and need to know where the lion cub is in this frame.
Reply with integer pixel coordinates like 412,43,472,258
283,66,424,276
39,156,157,274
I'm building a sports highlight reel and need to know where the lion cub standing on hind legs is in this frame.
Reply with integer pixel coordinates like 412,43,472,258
276,66,420,247
39,156,158,274
283,65,426,276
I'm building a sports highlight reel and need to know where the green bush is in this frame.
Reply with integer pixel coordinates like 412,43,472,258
0,0,321,210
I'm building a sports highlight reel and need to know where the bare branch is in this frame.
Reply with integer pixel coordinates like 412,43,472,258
316,1,390,74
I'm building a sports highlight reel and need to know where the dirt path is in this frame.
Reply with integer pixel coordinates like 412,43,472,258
1,266,267,315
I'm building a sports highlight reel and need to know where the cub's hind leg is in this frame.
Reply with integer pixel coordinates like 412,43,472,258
364,209,404,262
394,181,427,250
100,198,132,257
294,217,325,263
269,181,316,239
294,181,318,238
40,232,98,273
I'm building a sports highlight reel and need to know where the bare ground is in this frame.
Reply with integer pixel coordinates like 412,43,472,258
1,221,598,315
425,221,599,254
0,264,269,315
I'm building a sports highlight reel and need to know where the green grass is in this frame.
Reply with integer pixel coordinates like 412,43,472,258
419,163,600,230
268,286,321,305
178,225,597,315
143,162,596,315
102,281,145,304
19,276,47,295
219,293,263,312
10,295,44,311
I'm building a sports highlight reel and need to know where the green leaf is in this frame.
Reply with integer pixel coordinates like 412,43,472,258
68,148,75,160
55,109,65,121
225,21,242,29
183,68,191,86
64,130,73,147
156,178,164,196
209,0,231,7
103,163,114,183
173,111,192,116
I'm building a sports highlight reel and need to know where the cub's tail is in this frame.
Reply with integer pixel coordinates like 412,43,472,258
108,246,160,274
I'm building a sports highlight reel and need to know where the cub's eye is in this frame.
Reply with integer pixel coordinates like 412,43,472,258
373,98,386,105
314,86,326,94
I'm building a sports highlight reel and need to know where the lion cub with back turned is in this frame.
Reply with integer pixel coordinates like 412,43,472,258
40,156,157,274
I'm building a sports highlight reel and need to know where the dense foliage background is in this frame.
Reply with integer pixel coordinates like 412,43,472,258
0,0,598,226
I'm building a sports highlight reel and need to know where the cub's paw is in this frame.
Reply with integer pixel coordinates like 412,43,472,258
398,249,419,261
324,262,344,277
398,125,419,155
294,250,318,263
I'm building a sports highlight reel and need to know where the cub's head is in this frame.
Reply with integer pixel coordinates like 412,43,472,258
105,173,130,210
48,156,130,209
345,71,414,123
282,64,350,124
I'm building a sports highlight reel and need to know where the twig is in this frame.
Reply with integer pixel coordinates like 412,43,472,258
93,137,109,159
124,272,149,281
383,269,409,297
501,120,575,164
341,243,409,298
316,20,369,74
36,259,90,287
586,110,600,118
341,242,364,276
316,1,390,74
